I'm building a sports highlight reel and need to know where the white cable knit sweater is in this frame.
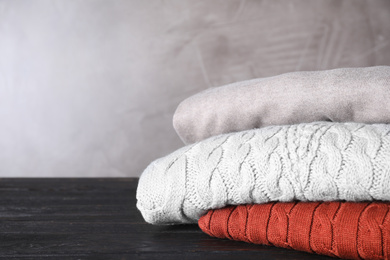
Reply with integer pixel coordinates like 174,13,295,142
136,122,390,225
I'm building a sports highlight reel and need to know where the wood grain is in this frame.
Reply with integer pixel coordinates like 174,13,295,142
0,178,334,259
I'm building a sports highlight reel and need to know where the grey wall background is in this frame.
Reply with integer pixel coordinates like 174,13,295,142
0,0,389,177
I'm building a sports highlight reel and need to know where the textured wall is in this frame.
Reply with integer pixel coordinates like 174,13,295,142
0,0,389,177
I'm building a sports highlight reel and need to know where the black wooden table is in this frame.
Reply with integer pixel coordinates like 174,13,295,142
0,178,335,259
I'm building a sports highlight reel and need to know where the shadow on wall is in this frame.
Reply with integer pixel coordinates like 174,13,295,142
0,0,389,177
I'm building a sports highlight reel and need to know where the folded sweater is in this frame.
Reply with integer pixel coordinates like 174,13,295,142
173,66,390,144
137,122,390,224
199,202,390,260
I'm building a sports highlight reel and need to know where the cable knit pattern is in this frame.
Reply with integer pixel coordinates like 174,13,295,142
136,122,390,224
199,202,390,260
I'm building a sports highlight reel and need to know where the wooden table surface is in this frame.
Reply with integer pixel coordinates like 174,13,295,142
0,178,335,259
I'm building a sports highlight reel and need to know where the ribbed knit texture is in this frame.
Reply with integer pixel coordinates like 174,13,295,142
199,202,390,260
136,122,390,224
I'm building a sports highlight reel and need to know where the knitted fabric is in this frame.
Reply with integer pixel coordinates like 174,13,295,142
173,66,390,144
136,122,390,225
199,202,390,260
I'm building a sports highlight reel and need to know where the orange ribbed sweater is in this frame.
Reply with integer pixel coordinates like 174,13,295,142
199,202,390,260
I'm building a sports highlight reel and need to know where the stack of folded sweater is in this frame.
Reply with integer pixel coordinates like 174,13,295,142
137,66,390,259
